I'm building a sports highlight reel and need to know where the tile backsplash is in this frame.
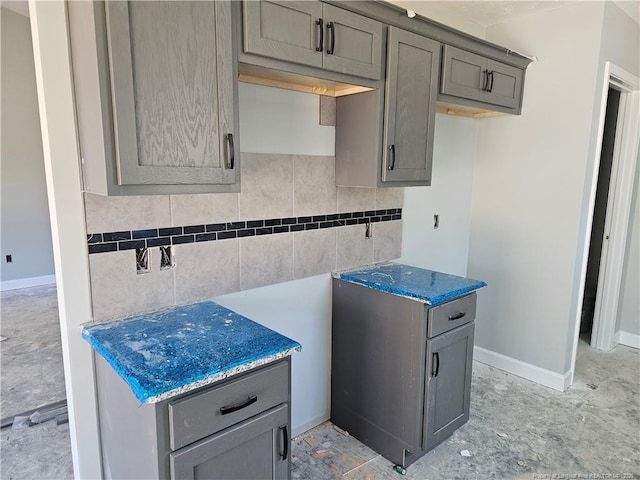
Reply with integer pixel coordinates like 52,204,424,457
85,153,403,322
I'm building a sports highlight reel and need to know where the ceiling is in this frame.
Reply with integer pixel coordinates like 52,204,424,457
1,0,28,17
399,1,638,27
2,0,638,29
416,1,568,27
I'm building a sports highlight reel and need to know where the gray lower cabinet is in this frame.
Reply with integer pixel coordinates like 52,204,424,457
440,44,524,110
331,279,476,467
424,321,474,450
382,27,440,184
242,1,383,80
170,405,289,480
94,356,291,479
68,1,240,196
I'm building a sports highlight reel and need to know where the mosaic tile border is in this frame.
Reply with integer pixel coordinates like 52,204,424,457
87,208,403,254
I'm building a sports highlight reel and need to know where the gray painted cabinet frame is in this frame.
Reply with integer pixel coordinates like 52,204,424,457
441,44,524,110
242,0,384,81
331,278,477,468
94,355,292,479
106,1,236,186
382,27,440,184
68,1,241,195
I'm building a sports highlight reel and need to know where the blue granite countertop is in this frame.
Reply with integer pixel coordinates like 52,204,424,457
336,263,486,305
82,302,301,404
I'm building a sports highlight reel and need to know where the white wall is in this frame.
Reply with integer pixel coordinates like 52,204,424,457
400,114,477,277
468,2,606,377
1,7,55,288
216,83,335,436
599,1,640,343
388,0,486,38
217,83,478,435
469,1,639,382
617,160,639,337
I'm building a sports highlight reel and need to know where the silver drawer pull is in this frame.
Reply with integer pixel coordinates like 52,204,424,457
448,312,466,321
220,395,257,415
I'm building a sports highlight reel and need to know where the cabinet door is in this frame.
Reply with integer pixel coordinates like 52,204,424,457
382,27,440,183
484,59,523,109
322,4,383,80
440,45,486,103
106,1,236,186
170,404,289,480
424,322,474,451
242,1,323,68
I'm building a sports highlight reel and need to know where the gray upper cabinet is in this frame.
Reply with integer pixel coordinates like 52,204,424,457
68,1,240,195
382,27,440,184
441,44,523,110
242,1,323,69
335,27,439,188
242,1,383,81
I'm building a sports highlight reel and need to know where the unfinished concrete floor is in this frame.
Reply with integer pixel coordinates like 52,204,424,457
1,285,73,480
292,339,640,479
1,284,638,479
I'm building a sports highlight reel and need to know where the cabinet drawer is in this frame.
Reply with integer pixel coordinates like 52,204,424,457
168,361,289,451
427,293,476,338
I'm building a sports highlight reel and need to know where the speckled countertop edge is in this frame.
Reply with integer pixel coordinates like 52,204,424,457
145,347,300,403
333,262,487,306
81,305,302,404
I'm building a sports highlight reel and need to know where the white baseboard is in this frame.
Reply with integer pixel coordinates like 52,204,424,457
474,346,571,392
618,331,640,349
0,274,56,292
292,411,330,438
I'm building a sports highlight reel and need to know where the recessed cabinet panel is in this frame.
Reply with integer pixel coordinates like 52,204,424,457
382,27,440,183
242,1,383,80
485,59,523,109
170,404,289,480
105,1,236,186
440,45,486,103
321,4,383,80
243,1,323,68
424,322,474,451
441,44,524,111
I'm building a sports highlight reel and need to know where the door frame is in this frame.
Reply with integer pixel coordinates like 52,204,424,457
29,2,103,477
569,62,639,380
591,69,639,351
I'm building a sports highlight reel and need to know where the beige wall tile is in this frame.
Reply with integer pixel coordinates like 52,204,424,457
375,187,405,210
240,233,293,290
174,239,240,304
293,229,336,279
170,193,239,227
239,153,293,220
373,220,403,263
294,156,336,216
336,224,374,270
88,249,174,322
337,187,376,213
84,193,171,233
319,96,336,126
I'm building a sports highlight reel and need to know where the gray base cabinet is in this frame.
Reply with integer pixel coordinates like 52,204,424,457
440,44,524,111
68,1,240,196
242,1,384,81
170,404,289,480
424,322,474,450
95,357,291,479
331,279,476,467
